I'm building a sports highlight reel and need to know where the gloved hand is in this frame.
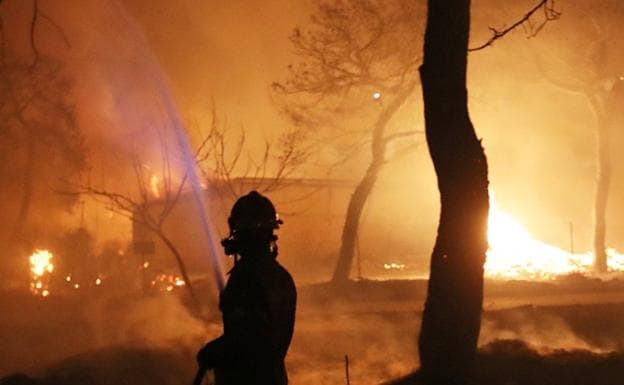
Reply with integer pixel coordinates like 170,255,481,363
196,336,225,368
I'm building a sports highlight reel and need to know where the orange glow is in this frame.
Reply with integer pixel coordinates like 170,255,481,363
485,193,624,280
383,263,405,270
149,175,161,198
151,274,185,292
29,250,54,297
30,250,54,277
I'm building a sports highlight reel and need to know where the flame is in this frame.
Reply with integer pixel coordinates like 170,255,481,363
485,193,624,280
29,249,54,297
151,274,185,292
383,263,405,270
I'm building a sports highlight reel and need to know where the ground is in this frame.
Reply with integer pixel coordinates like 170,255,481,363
1,277,624,385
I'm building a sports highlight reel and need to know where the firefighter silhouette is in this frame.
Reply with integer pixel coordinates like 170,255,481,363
197,191,296,385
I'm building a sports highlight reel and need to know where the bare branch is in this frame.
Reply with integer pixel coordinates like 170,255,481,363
384,140,424,164
38,9,71,49
29,0,40,65
469,0,561,52
381,129,423,148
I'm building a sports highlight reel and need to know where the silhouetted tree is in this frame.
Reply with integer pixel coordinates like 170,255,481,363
0,0,84,263
417,0,489,382
532,6,624,272
417,0,557,383
273,0,425,283
77,124,211,315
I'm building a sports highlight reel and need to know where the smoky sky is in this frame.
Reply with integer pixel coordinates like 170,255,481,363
2,0,624,257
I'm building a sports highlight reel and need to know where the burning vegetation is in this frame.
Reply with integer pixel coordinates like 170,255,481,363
21,190,624,303
2,0,624,385
486,193,624,280
28,250,54,297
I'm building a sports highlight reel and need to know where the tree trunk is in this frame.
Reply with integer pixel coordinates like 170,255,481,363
593,106,610,273
591,79,623,273
332,83,417,283
332,161,382,282
418,0,489,383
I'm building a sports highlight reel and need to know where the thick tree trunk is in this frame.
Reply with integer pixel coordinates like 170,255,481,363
418,0,489,383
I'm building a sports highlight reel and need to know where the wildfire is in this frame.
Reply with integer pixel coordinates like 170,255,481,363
29,249,54,297
485,194,624,280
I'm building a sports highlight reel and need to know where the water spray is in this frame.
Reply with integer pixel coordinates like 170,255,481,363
113,1,225,293
119,8,225,385
166,104,226,292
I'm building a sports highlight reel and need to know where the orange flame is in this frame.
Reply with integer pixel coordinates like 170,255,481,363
485,193,624,280
29,249,54,297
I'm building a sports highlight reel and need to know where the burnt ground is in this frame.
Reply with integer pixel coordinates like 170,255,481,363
1,277,624,385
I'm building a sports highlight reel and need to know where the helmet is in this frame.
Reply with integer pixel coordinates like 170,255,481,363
227,191,283,232
222,191,283,257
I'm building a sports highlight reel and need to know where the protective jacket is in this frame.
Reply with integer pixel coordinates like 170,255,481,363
198,254,296,385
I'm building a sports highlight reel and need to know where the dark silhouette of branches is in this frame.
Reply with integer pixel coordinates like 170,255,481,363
76,103,309,318
274,0,426,282
195,104,310,199
529,9,623,272
0,1,84,251
74,127,204,318
469,0,560,51
26,0,70,66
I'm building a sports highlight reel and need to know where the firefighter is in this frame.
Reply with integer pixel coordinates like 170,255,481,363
196,191,297,385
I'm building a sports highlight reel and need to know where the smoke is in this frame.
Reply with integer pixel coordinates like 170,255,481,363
82,293,215,352
287,311,419,385
3,285,624,385
479,304,624,354
0,289,218,377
